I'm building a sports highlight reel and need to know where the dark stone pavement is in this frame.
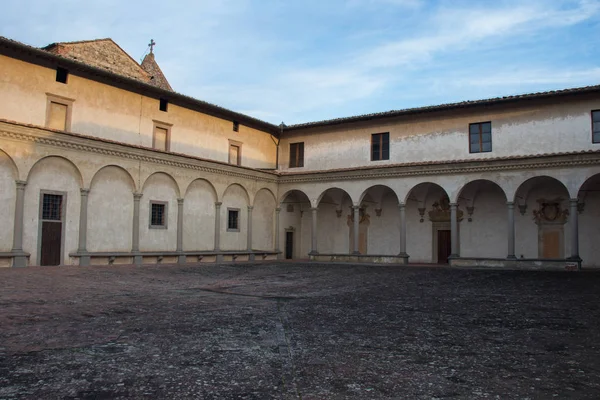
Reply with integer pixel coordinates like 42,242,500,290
0,263,599,399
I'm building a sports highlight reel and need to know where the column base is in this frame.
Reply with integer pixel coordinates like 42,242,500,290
352,251,361,255
506,255,518,260
11,251,28,268
133,254,143,265
79,254,91,267
248,253,256,261
177,255,186,265
216,254,224,263
308,251,319,256
449,254,460,259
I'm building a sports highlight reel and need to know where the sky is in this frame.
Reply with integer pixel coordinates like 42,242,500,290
1,0,600,125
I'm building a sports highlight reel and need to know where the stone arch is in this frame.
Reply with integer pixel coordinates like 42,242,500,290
0,149,19,252
316,187,354,254
90,165,137,193
404,181,451,205
278,189,312,259
358,184,400,205
24,156,84,265
142,172,181,198
359,185,401,256
87,165,137,252
317,187,354,206
253,188,276,207
183,179,218,251
513,176,571,260
279,189,311,206
222,183,250,205
456,179,508,259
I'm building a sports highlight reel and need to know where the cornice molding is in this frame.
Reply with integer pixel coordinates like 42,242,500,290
0,122,278,183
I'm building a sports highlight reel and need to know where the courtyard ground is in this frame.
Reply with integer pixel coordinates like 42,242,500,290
0,263,599,399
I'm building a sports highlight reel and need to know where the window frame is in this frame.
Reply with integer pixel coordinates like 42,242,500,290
289,142,305,168
227,208,240,232
592,110,600,144
45,93,74,132
149,200,168,229
152,120,172,152
228,139,242,166
469,121,493,153
55,67,69,84
371,132,390,161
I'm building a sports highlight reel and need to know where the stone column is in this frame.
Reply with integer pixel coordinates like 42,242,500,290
214,202,222,262
569,198,581,264
177,198,185,264
399,203,408,259
274,207,281,259
352,206,360,254
309,207,318,256
77,188,91,266
132,193,143,265
247,206,254,260
507,202,516,260
450,203,459,258
11,180,27,267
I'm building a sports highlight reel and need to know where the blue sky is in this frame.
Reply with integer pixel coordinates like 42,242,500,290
1,0,600,124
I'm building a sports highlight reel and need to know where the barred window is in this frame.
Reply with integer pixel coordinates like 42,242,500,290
469,122,492,153
42,194,63,221
150,202,167,228
227,208,240,231
593,110,600,143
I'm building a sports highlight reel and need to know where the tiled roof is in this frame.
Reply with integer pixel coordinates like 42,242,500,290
141,52,173,91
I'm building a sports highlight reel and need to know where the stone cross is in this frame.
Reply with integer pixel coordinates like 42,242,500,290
149,39,156,54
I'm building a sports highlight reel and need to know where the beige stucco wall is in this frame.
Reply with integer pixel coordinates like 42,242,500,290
221,184,249,251
0,55,277,169
0,150,16,252
183,179,217,251
279,98,600,172
139,172,179,252
252,189,276,251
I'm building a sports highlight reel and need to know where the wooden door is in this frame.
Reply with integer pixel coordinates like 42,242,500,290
40,193,63,266
542,230,561,258
437,230,451,264
285,231,294,259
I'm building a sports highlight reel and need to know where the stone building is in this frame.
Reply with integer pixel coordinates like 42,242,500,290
0,36,599,269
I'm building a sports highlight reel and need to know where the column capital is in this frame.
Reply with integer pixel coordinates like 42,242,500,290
449,202,458,207
133,192,143,200
570,198,579,204
15,180,27,189
275,207,281,212
506,201,514,207
247,206,254,211
177,198,184,205
80,188,90,196
352,205,360,210
310,207,319,212
398,202,406,209
215,201,223,207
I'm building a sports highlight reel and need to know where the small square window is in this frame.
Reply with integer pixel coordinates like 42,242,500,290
371,132,389,161
229,140,242,166
469,122,492,153
150,201,167,228
227,208,240,231
289,142,304,168
56,67,68,84
233,121,239,132
159,98,168,112
592,110,600,144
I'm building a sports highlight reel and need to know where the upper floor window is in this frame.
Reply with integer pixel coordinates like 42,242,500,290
371,132,389,161
233,121,239,132
229,140,242,166
45,94,74,131
153,122,171,151
593,110,600,143
159,98,168,112
289,142,304,168
56,67,68,84
469,122,492,153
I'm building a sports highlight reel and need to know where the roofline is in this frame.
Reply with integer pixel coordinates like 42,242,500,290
0,36,281,135
285,84,600,131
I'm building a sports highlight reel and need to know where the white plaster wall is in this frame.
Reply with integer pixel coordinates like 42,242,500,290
279,99,600,172
316,198,353,254
0,151,16,251
87,166,134,252
515,183,571,259
139,173,178,252
221,184,248,251
278,200,310,259
183,179,216,251
23,157,81,265
405,202,432,263
367,194,400,255
300,208,311,257
580,190,600,268
459,190,507,258
252,190,275,250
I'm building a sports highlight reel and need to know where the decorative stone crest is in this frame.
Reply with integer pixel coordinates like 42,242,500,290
428,196,463,222
347,206,370,225
418,207,426,223
466,206,475,222
375,208,382,217
336,209,343,218
533,198,569,224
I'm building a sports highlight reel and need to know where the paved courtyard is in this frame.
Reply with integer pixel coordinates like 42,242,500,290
0,263,599,399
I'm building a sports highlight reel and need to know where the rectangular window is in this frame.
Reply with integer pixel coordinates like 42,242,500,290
150,201,167,228
233,121,239,132
56,67,68,84
159,98,168,112
469,122,492,153
227,208,240,231
593,110,600,143
229,140,242,165
46,94,74,132
371,132,389,161
42,194,63,221
289,142,304,168
153,122,171,152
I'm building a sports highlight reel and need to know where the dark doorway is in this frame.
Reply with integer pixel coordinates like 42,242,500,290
40,193,63,266
437,229,451,264
285,231,294,259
